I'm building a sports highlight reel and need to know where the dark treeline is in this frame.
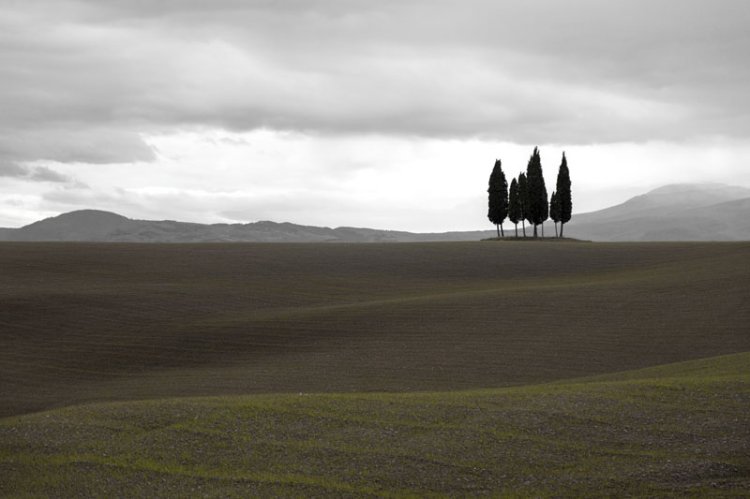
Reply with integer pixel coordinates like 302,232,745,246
487,147,572,238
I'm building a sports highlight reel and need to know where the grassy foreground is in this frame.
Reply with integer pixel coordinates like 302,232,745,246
1,352,749,497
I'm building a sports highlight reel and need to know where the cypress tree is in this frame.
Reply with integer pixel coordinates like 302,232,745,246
550,191,561,237
541,178,549,238
525,147,548,237
556,152,572,238
508,178,521,237
518,172,528,237
487,159,508,237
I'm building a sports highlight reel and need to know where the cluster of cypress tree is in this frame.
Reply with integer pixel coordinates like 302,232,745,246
487,159,508,237
487,148,572,238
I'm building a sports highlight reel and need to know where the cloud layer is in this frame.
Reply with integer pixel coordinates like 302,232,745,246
2,1,749,231
2,0,749,168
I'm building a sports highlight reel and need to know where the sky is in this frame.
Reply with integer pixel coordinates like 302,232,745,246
1,0,749,231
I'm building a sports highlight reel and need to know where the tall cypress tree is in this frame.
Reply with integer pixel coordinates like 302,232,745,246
541,176,549,238
550,190,561,237
508,178,521,237
525,147,548,237
556,152,572,238
518,172,528,237
487,159,508,237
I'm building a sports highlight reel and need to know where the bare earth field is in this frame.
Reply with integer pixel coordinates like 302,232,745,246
1,241,749,496
2,241,749,417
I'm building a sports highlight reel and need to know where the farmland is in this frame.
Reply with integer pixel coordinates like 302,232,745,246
1,241,749,495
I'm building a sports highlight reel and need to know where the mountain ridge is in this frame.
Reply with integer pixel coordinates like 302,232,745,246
565,183,750,241
0,209,492,243
1,183,749,242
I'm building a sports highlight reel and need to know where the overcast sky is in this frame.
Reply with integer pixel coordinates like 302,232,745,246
1,0,749,231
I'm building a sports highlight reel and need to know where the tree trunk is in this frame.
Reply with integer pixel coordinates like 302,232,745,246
522,220,526,237
554,222,558,238
514,224,518,237
496,224,500,237
533,224,538,238
560,222,564,238
541,223,544,238
500,224,504,237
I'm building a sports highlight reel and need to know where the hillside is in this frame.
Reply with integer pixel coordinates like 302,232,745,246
1,183,749,242
2,241,749,495
6,210,136,241
0,209,491,243
2,352,748,496
567,183,750,241
1,241,748,418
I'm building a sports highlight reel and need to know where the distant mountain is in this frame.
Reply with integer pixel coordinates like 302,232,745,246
566,183,750,241
1,183,749,243
9,210,135,241
0,209,492,243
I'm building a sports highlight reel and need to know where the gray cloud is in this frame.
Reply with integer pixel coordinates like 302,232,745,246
0,128,156,165
1,0,749,167
0,162,27,178
28,166,73,183
0,161,75,183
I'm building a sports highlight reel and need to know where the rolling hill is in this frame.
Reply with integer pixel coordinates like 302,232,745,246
1,241,749,418
2,352,748,497
2,240,749,495
0,183,748,242
566,183,750,241
0,209,490,243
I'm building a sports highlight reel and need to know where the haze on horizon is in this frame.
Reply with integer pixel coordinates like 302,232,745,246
1,1,749,232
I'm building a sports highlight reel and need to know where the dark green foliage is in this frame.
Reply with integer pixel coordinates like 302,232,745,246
541,179,549,237
508,178,521,237
518,173,528,237
550,191,561,237
487,159,508,237
525,147,548,237
556,153,573,237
